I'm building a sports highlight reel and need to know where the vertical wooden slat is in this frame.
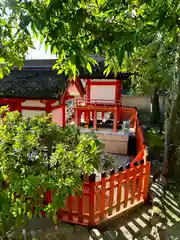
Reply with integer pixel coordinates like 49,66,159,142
74,108,79,127
62,105,66,127
91,111,94,120
131,163,138,205
77,196,83,223
137,160,144,201
84,111,88,123
77,180,84,223
109,169,115,215
113,109,118,132
101,112,105,121
116,167,124,212
57,208,63,220
45,190,52,204
86,79,91,104
124,165,131,208
100,172,106,220
143,162,151,200
68,196,73,221
93,111,97,130
89,174,96,225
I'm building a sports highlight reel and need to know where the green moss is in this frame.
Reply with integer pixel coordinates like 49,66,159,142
145,129,164,152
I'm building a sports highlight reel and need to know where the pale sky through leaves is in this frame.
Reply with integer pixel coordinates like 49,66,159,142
26,39,56,59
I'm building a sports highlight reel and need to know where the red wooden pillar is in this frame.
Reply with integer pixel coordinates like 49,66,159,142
45,103,51,114
84,111,90,126
113,109,118,132
17,102,22,113
92,111,94,120
62,105,66,127
115,80,121,105
89,174,96,225
9,102,22,113
16,102,22,114
8,103,13,112
119,105,122,122
102,111,105,121
93,110,97,130
86,79,91,104
87,112,90,123
84,111,88,122
74,108,79,127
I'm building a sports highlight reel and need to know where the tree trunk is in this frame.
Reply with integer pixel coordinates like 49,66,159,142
151,88,160,125
163,52,180,180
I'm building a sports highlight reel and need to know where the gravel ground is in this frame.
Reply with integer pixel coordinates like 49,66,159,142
94,153,132,181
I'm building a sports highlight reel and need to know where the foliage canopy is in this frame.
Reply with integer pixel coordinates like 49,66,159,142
0,106,102,235
0,0,179,79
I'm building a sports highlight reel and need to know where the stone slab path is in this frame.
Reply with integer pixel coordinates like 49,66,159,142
14,182,180,240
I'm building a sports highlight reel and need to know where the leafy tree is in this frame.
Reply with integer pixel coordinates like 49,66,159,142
1,0,180,180
1,0,151,78
128,35,174,126
0,106,103,236
0,2,33,78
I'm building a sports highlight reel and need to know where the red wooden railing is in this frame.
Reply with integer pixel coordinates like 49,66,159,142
121,106,137,126
130,112,146,166
75,100,137,126
39,105,149,226
44,161,150,226
76,98,121,106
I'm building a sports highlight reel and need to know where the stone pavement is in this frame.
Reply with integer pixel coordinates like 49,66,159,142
6,182,180,239
8,204,180,240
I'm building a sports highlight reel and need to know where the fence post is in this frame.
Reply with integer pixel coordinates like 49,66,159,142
77,174,84,223
137,160,144,201
89,173,96,225
109,169,115,216
124,164,131,208
131,162,138,205
143,161,151,200
68,196,73,221
100,172,106,220
116,166,124,212
93,111,97,130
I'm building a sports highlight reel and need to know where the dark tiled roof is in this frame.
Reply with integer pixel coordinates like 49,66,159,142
0,59,131,99
0,70,68,99
22,59,56,69
79,62,131,80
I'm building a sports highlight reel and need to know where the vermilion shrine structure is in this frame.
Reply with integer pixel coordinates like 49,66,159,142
0,59,135,155
0,59,150,226
0,59,85,127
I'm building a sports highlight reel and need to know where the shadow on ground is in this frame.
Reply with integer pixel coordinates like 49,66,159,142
6,183,180,239
91,182,180,240
94,204,152,240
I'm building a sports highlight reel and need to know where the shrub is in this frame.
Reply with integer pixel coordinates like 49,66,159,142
0,107,102,236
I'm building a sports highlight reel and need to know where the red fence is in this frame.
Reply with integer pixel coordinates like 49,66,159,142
76,98,122,106
44,161,150,226
130,112,146,166
44,106,149,226
121,106,137,123
56,107,148,226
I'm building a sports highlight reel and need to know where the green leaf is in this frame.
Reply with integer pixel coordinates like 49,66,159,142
86,62,92,73
103,66,111,76
52,45,58,54
27,211,33,219
0,58,5,64
44,0,51,6
0,68,3,79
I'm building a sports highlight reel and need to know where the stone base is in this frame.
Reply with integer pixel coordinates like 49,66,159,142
97,132,129,155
